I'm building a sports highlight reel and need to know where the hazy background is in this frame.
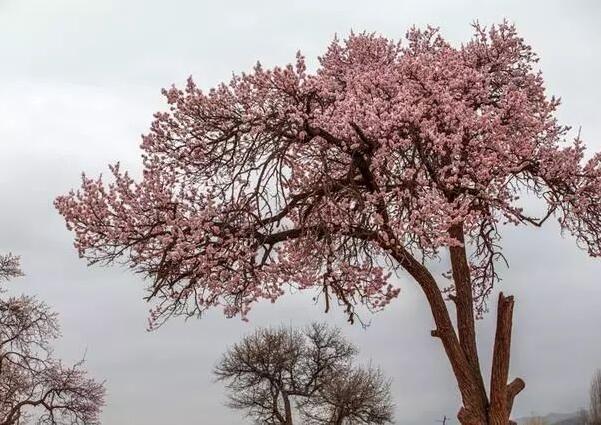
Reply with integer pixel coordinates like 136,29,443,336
1,1,600,423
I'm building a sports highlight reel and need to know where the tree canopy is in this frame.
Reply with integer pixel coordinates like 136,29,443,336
214,323,393,424
55,22,601,425
56,23,601,326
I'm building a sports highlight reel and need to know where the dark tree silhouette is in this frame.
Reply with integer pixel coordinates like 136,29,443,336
0,253,105,425
299,365,393,425
214,323,393,424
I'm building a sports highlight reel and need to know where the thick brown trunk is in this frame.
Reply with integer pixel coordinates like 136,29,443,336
457,293,525,425
387,244,487,423
385,236,524,425
488,293,525,425
448,225,483,373
449,223,489,421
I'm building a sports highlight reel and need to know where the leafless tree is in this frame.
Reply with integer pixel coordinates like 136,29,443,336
299,365,393,424
590,370,601,425
214,323,393,424
0,254,22,282
0,253,105,425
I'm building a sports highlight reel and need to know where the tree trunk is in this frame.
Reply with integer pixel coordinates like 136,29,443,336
449,224,489,423
456,293,525,425
388,243,489,423
384,223,525,424
281,391,294,425
489,293,522,425
386,237,525,425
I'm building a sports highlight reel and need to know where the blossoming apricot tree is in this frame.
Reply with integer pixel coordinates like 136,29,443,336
56,23,601,425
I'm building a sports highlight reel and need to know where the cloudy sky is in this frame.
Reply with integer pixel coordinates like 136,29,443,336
1,1,600,424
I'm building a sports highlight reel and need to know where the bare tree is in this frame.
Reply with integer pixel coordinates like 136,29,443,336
0,254,22,281
0,253,105,425
590,370,601,425
214,323,393,424
299,365,393,425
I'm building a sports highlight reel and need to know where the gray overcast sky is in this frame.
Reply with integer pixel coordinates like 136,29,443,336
1,1,600,424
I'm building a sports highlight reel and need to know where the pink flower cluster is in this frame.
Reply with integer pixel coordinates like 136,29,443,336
56,23,601,326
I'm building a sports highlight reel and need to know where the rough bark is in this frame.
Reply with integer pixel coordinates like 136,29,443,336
489,293,514,425
389,241,524,425
387,244,488,424
449,223,489,419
